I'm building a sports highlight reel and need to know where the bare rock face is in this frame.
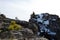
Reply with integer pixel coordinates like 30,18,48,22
0,13,60,40
29,12,60,40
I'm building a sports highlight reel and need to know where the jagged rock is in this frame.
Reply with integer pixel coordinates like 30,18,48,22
0,13,60,40
29,13,60,40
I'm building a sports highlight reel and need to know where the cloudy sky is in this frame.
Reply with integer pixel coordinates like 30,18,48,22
0,0,60,21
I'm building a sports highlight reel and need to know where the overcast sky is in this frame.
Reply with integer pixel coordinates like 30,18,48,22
0,0,60,21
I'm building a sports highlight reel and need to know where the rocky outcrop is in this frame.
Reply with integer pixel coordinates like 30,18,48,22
0,13,60,40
